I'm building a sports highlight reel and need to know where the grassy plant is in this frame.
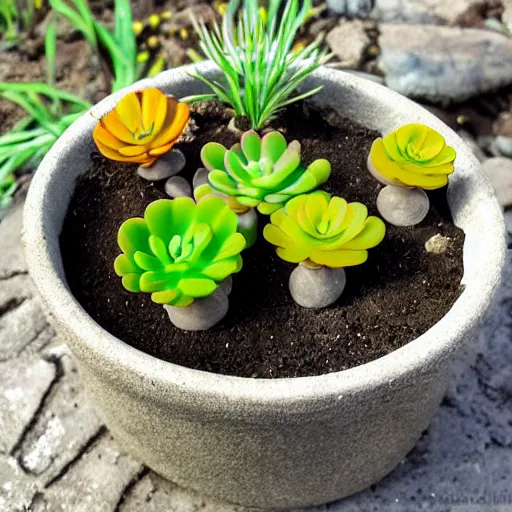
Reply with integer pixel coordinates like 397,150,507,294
0,0,167,207
184,0,331,130
49,0,162,91
0,84,91,206
0,0,18,40
0,0,38,41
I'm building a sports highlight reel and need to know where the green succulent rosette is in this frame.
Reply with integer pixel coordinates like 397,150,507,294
198,130,331,215
369,123,456,190
264,191,386,268
114,197,246,307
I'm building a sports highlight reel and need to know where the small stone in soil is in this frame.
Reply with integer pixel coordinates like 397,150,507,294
165,176,192,198
193,168,209,189
377,185,430,227
289,265,347,309
137,149,186,181
164,288,229,331
425,234,451,255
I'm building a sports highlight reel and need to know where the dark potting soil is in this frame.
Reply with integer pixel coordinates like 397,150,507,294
60,101,464,379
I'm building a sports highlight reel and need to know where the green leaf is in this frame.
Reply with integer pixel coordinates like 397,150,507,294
122,274,141,292
178,278,217,297
261,131,287,163
118,218,151,256
240,130,261,162
201,142,227,171
114,254,139,276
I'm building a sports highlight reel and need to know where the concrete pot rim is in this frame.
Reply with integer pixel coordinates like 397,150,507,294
23,62,506,407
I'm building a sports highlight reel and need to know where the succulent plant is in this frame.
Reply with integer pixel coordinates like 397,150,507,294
92,88,190,167
114,197,246,307
264,191,386,268
200,130,331,215
368,123,456,190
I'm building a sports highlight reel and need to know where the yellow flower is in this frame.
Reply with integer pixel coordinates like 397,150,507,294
369,124,456,190
92,88,190,168
264,191,386,268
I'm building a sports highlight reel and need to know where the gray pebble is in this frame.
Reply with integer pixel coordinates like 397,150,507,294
496,136,512,158
289,265,346,309
165,176,192,198
377,185,430,227
193,168,210,189
137,149,186,181
164,287,229,331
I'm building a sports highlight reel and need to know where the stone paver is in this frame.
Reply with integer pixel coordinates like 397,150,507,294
0,299,48,361
0,357,55,455
19,348,103,482
0,202,27,279
0,201,511,512
31,435,142,512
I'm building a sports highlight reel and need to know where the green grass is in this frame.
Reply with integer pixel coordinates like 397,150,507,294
184,0,331,130
0,84,91,206
0,0,167,207
49,0,157,92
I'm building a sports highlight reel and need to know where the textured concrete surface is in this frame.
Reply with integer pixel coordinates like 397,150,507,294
0,199,511,511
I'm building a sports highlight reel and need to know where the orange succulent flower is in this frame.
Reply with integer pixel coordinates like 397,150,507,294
92,88,190,167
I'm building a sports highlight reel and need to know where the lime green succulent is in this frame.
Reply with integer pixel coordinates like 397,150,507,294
114,197,246,306
199,130,331,215
369,123,456,190
264,191,386,267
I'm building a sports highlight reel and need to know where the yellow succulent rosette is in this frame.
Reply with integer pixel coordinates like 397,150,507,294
92,88,190,168
264,191,386,268
369,124,456,190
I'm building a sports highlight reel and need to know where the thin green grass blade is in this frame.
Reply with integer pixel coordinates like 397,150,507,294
45,14,58,87
113,0,136,85
0,82,91,109
180,93,218,104
0,127,47,146
49,0,97,51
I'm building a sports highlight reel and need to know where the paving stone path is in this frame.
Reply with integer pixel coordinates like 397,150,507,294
0,200,511,512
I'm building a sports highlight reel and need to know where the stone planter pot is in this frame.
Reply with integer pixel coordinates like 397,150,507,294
22,62,506,510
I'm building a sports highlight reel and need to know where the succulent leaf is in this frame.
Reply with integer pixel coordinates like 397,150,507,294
264,191,386,268
199,130,331,215
201,142,227,171
115,197,246,306
92,88,190,167
369,123,456,190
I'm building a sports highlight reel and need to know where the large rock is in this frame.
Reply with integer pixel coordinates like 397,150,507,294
378,24,512,104
504,0,512,28
482,157,512,209
326,0,373,17
372,0,484,25
326,20,370,69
